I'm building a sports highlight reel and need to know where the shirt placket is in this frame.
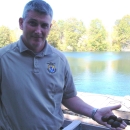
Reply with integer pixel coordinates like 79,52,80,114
34,56,39,73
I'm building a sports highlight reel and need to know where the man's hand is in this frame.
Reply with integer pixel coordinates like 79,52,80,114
94,104,127,130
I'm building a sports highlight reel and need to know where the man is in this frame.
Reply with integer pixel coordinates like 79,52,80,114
0,0,127,130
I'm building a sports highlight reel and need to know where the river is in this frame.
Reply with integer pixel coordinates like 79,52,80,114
63,52,130,96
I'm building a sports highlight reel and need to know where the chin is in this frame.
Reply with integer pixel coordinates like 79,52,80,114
32,42,44,47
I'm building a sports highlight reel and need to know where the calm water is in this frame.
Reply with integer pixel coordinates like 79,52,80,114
63,52,130,96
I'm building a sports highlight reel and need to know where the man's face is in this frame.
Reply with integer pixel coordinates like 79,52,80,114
19,10,52,53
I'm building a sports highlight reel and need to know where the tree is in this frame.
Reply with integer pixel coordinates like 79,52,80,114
64,18,86,51
87,19,108,51
56,20,67,51
0,26,16,47
47,20,60,48
47,20,67,51
113,15,130,51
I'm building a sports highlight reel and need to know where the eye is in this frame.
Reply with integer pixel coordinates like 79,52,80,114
29,21,37,27
41,23,49,29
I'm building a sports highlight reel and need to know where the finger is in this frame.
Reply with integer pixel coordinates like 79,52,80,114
108,122,127,130
105,124,116,130
119,124,127,129
122,120,127,127
109,104,121,111
121,120,127,128
104,123,113,129
115,126,126,130
115,128,124,130
109,126,123,130
104,122,117,130
104,120,127,130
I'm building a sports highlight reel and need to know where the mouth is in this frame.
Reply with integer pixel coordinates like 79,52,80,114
32,36,43,43
33,36,42,38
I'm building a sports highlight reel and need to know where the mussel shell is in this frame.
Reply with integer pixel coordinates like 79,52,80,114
107,119,115,125
102,116,108,122
111,121,120,128
116,117,122,123
108,115,117,121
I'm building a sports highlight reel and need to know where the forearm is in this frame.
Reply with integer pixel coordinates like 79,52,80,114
62,96,95,118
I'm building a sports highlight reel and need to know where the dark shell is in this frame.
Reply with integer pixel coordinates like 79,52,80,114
101,116,108,122
111,121,120,128
116,117,122,123
107,119,115,125
108,115,117,121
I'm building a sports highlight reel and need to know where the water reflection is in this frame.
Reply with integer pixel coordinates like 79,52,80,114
63,52,130,96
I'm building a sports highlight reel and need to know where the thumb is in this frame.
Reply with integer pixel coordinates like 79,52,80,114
109,104,121,111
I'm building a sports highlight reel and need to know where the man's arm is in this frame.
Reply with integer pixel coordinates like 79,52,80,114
62,96,127,130
62,96,94,118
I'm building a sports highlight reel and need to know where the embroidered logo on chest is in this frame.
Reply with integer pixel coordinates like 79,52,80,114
47,62,56,73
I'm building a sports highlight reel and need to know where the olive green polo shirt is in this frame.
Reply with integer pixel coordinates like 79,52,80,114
0,37,77,130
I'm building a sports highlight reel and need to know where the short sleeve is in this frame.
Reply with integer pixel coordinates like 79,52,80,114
63,59,77,99
0,53,2,96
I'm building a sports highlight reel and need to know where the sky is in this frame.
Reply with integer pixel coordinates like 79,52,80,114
0,0,130,31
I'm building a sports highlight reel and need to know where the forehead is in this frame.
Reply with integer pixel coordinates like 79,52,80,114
26,10,52,23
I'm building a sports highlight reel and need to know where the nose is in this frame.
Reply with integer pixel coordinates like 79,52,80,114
34,25,42,34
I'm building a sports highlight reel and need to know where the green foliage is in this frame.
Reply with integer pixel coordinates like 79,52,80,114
87,19,108,51
113,15,130,50
64,18,86,51
48,18,87,51
47,20,68,51
47,20,61,48
48,17,123,52
1,15,130,52
0,26,17,47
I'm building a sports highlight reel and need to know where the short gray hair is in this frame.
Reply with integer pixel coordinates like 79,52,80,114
22,0,53,19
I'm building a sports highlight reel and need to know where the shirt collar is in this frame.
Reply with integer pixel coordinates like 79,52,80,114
18,36,53,57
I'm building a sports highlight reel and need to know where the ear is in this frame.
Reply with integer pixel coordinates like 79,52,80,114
19,18,24,30
50,23,52,28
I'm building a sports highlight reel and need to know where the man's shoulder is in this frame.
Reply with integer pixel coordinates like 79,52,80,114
0,42,18,58
49,44,67,61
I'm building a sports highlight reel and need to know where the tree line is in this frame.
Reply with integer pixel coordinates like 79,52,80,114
1,15,130,51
